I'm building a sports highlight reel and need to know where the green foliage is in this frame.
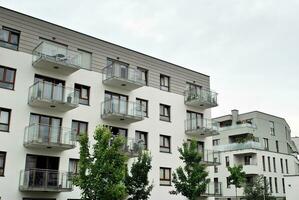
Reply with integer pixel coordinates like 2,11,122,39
244,175,275,200
171,140,210,200
228,165,246,199
125,152,153,200
74,126,128,200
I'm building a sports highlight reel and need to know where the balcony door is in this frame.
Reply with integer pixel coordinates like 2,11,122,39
25,155,59,188
34,75,65,101
30,114,62,144
186,111,203,130
104,91,128,114
107,59,129,79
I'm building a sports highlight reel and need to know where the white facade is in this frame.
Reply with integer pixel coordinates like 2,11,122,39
213,110,299,200
284,175,299,200
0,7,220,200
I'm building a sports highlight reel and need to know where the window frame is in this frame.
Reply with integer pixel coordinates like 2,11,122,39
0,26,20,50
159,104,171,122
268,156,271,172
136,98,148,117
0,66,16,90
213,139,220,146
273,157,276,173
69,158,79,175
160,74,170,91
0,151,7,176
72,120,88,137
137,67,148,85
160,167,171,186
263,138,269,150
135,130,148,150
269,121,275,135
75,83,90,105
262,156,266,171
0,108,11,132
160,135,171,153
225,156,230,167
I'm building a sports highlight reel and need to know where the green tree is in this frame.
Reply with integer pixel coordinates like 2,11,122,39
228,165,246,200
74,126,128,200
125,152,153,200
244,175,275,200
170,140,210,200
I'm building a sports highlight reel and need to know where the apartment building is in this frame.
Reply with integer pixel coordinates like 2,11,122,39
0,6,221,200
213,110,299,200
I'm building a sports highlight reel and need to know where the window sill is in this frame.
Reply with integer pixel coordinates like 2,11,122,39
160,183,172,186
160,151,172,154
0,87,14,91
159,119,171,123
79,103,90,106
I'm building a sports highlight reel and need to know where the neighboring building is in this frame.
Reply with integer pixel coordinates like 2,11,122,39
213,110,299,200
0,6,221,200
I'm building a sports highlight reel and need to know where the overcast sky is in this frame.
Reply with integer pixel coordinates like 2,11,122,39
1,0,299,136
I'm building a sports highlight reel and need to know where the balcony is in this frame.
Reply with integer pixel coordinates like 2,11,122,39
24,124,76,150
28,81,79,112
123,138,145,158
19,169,72,192
184,88,218,109
214,141,263,152
200,150,221,166
32,41,83,75
242,163,259,175
101,99,143,123
219,123,257,134
102,63,146,91
185,118,219,138
203,182,222,196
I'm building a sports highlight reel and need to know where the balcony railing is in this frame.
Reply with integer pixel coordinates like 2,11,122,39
24,123,76,150
204,182,222,196
200,150,221,165
184,88,218,108
28,81,79,111
123,138,145,158
32,41,84,74
219,123,257,131
214,141,263,152
102,63,146,90
19,169,72,192
101,99,143,123
185,118,219,137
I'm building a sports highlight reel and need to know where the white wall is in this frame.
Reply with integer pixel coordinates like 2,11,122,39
285,175,299,200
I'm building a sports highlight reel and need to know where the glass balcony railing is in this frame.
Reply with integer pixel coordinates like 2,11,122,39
101,99,143,122
102,63,146,89
214,141,263,152
219,123,257,131
204,182,222,196
123,138,145,157
32,41,84,71
185,118,219,136
28,81,79,111
19,169,72,192
200,150,221,165
24,124,76,150
184,88,218,108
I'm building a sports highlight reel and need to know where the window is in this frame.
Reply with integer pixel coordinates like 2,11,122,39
273,158,276,173
269,121,275,135
135,131,148,150
269,177,272,193
225,156,230,167
282,178,285,193
0,151,6,176
72,120,88,137
0,66,16,90
276,141,279,152
268,156,271,172
285,159,289,174
160,135,171,153
244,156,252,165
160,74,170,91
213,139,220,146
137,67,148,85
136,98,148,117
78,49,92,70
214,166,218,173
75,84,90,105
110,126,127,137
160,167,171,186
186,111,203,130
262,156,266,171
226,177,231,188
263,138,269,150
274,177,278,193
280,158,284,173
160,104,170,122
104,91,128,114
0,108,11,132
69,159,79,175
0,26,20,50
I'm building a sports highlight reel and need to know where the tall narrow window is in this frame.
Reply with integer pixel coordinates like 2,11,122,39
0,26,20,50
276,141,279,152
136,98,148,117
135,131,148,150
226,177,231,188
160,135,171,153
268,156,271,172
69,159,79,175
160,167,171,186
78,49,92,70
160,104,170,122
225,156,230,167
75,84,90,105
244,156,252,165
72,120,88,137
285,159,289,174
269,121,275,135
0,108,11,132
160,74,170,91
274,177,278,193
0,66,16,90
263,138,269,150
269,177,272,193
280,158,284,173
0,151,6,176
137,67,148,85
214,166,218,173
262,156,266,171
213,139,220,146
282,178,285,193
273,157,276,173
